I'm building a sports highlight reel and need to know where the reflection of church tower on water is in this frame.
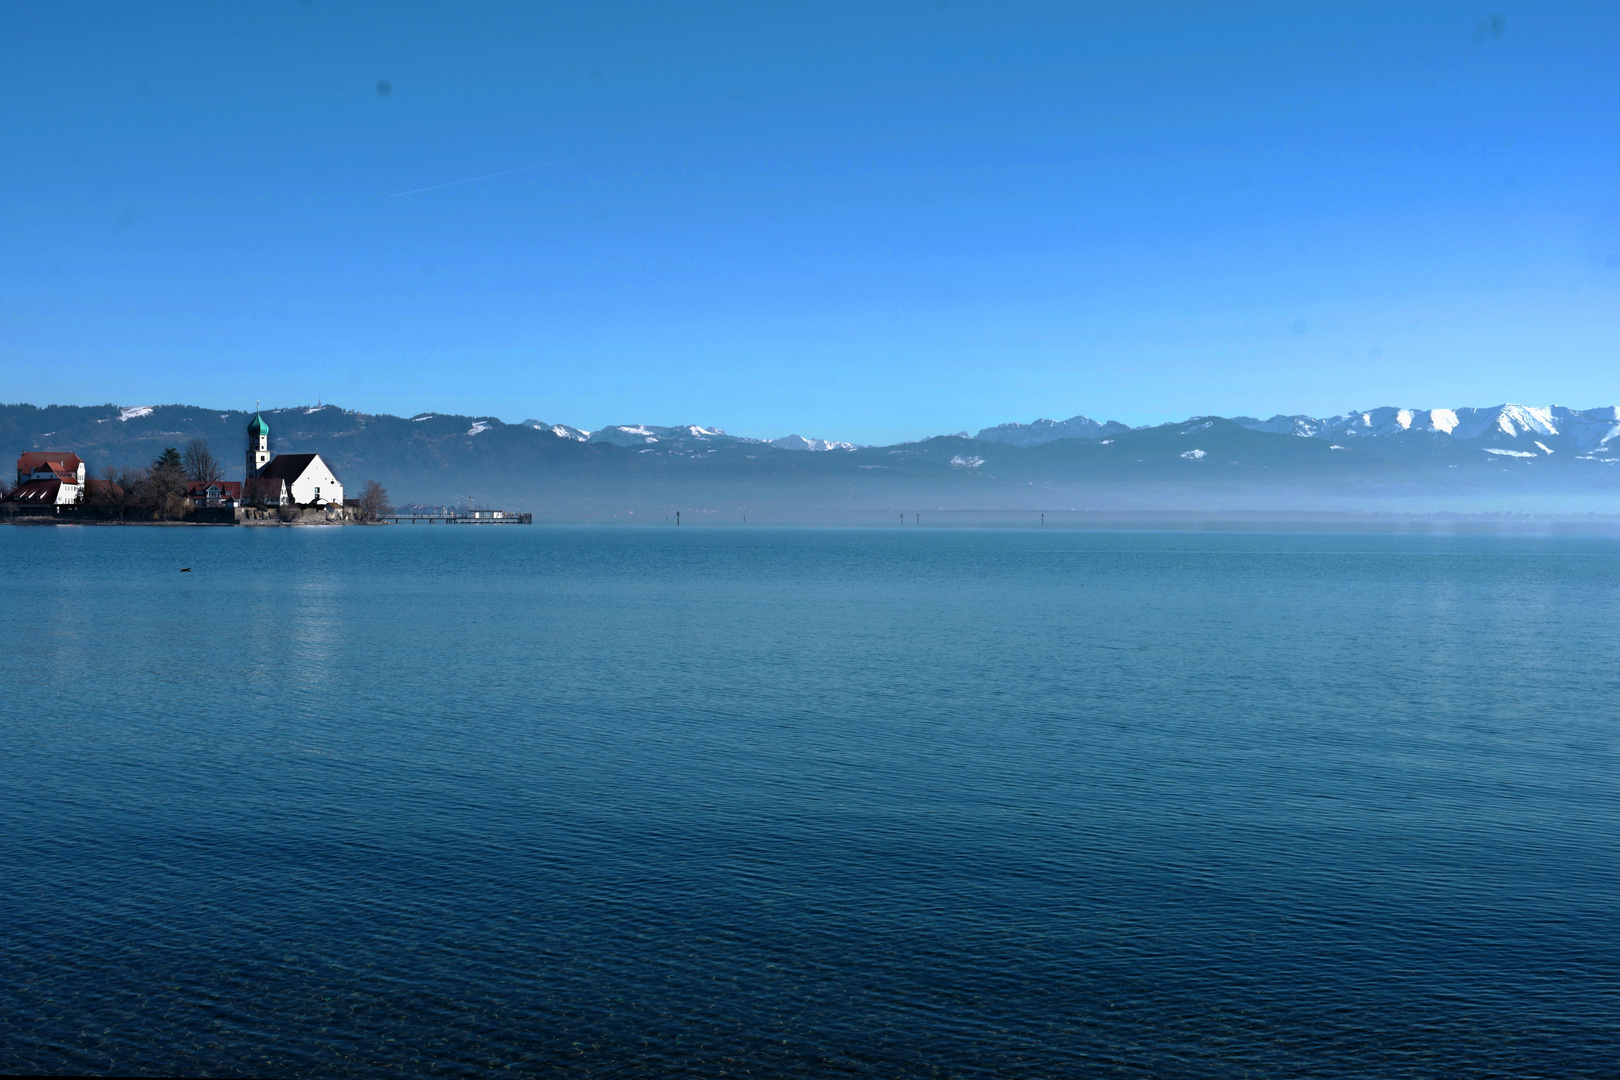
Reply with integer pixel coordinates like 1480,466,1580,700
247,410,271,478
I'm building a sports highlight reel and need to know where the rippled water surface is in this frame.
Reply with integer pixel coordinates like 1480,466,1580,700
3,526,1618,1077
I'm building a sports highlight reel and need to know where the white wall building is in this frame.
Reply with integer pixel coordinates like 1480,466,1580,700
5,452,86,506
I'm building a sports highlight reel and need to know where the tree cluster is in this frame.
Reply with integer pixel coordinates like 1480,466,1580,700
88,439,222,519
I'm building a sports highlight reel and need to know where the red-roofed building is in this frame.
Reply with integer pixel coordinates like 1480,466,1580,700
16,452,86,486
6,452,87,505
5,479,70,505
186,480,243,507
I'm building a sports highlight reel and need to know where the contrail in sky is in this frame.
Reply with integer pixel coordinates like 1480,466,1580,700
387,145,636,198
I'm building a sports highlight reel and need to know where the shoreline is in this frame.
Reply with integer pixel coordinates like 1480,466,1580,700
0,518,372,527
8,511,1620,534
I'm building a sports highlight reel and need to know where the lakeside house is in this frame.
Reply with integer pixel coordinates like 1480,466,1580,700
186,480,243,507
4,451,86,505
244,412,344,506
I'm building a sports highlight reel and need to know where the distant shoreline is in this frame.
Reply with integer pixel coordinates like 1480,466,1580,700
0,518,366,527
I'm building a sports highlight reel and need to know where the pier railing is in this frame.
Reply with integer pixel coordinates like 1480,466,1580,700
382,511,532,524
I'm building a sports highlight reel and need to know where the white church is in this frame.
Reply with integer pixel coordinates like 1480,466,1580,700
244,411,344,506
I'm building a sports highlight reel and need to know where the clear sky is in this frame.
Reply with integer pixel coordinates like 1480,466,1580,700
3,1,1617,444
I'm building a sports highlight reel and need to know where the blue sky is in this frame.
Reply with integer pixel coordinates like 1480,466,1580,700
3,1,1617,443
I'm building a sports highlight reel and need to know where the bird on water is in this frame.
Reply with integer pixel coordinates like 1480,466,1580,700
180,568,191,572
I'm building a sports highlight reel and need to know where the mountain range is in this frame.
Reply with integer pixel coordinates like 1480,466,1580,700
980,404,1620,460
2,401,1616,517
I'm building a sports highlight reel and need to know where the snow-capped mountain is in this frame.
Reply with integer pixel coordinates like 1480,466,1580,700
977,405,1619,460
519,423,759,447
582,424,740,447
1229,414,1330,437
524,421,858,450
976,415,1131,446
523,420,590,441
772,434,857,452
1231,405,1620,458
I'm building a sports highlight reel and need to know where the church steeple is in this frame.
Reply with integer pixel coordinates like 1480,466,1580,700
247,407,271,478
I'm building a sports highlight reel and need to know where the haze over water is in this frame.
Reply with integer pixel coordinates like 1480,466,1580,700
4,526,1617,1077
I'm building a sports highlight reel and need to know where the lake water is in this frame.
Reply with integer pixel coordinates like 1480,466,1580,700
3,525,1617,1077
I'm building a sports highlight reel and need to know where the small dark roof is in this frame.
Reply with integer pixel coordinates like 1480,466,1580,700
3,480,63,503
186,480,242,496
257,454,319,481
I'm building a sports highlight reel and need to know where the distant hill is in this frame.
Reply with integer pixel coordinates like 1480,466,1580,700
976,414,1131,446
3,402,1617,517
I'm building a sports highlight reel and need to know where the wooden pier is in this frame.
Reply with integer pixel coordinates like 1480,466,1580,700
384,511,533,524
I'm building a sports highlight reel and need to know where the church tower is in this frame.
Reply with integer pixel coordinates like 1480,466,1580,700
247,411,271,478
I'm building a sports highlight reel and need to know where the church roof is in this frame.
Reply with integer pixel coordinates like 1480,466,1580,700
257,453,319,482
248,411,269,436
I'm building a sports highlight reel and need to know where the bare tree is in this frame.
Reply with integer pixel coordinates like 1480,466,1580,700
355,480,392,522
87,468,115,506
100,465,145,519
183,439,223,484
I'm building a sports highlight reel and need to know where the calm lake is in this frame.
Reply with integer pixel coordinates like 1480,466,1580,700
3,525,1617,1077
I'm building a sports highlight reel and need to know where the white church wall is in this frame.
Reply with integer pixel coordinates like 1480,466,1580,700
289,456,344,505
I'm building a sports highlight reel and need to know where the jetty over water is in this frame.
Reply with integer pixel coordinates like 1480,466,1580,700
384,510,532,524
